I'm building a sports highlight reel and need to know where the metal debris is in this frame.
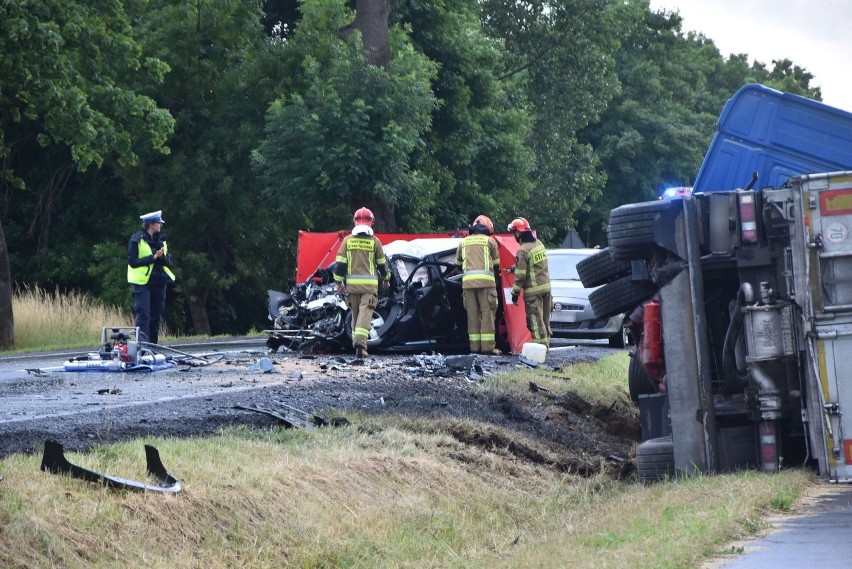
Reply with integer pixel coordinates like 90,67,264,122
234,404,316,430
235,402,346,431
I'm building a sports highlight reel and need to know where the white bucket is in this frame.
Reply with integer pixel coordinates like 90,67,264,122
521,342,547,364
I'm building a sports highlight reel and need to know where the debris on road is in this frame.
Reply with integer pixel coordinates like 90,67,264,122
247,357,275,374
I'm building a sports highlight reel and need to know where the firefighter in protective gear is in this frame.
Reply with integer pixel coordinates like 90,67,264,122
127,210,176,345
333,207,390,358
508,217,552,347
455,215,501,354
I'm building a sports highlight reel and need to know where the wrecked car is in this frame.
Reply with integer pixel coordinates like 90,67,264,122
266,238,512,354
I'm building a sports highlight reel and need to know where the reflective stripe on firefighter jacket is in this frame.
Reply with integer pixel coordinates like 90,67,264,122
455,234,500,289
127,238,176,285
511,240,550,296
333,234,389,294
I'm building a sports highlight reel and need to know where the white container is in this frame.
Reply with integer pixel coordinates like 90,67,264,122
521,342,547,364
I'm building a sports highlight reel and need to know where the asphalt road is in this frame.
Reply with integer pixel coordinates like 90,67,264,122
708,485,852,569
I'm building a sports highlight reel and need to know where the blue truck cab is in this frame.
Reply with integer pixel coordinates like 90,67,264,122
693,84,852,193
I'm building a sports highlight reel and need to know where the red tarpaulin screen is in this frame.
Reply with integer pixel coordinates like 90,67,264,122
296,230,532,353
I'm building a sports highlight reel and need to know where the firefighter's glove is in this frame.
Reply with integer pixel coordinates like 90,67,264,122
511,292,519,305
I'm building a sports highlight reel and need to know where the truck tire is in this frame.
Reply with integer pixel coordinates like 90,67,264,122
608,201,668,261
588,276,657,319
628,349,657,402
636,436,675,483
576,248,630,288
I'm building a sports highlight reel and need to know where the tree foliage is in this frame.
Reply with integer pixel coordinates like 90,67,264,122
0,0,831,339
253,0,439,233
0,0,174,347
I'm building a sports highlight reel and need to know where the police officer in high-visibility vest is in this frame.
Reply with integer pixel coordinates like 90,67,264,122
455,215,501,354
333,207,390,358
508,217,552,348
127,210,176,345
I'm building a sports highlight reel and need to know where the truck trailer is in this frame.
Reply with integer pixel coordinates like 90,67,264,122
580,85,852,482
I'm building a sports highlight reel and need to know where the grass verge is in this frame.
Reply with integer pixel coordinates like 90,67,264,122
0,426,813,569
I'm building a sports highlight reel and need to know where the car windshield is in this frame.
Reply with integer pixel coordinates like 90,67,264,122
548,253,590,281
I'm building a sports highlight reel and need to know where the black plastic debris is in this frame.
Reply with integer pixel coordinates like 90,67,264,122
518,355,539,368
528,381,551,393
444,354,476,370
40,440,181,493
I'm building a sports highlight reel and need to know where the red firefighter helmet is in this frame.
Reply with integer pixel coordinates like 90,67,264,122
353,207,375,226
472,214,495,235
507,217,532,233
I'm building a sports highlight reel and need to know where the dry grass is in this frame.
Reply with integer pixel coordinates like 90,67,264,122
0,420,814,569
7,286,170,353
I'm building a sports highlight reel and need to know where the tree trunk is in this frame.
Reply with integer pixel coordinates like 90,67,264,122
362,199,397,232
341,0,394,229
186,290,211,336
339,0,390,69
0,218,14,349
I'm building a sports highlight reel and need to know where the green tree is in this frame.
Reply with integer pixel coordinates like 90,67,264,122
116,0,289,334
393,0,535,232
253,0,438,234
480,0,625,243
0,0,174,348
576,3,821,246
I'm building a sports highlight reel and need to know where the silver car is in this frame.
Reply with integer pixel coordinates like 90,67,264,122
547,248,629,347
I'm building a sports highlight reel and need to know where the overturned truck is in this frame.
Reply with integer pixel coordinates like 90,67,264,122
582,85,852,482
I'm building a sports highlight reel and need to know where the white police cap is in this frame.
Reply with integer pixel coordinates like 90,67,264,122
140,210,165,225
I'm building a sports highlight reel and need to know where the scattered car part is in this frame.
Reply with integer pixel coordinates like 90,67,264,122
233,404,318,430
40,439,181,493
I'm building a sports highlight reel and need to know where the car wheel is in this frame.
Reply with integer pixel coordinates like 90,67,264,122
628,348,657,402
576,248,631,288
589,276,658,319
607,201,668,261
345,308,389,349
608,323,629,348
636,436,675,483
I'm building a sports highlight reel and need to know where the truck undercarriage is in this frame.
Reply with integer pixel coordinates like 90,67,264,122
584,173,852,482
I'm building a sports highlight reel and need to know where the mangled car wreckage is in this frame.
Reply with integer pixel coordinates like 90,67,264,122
267,238,498,353
266,233,534,354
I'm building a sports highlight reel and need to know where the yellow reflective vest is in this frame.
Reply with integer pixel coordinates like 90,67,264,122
511,240,550,296
128,237,176,285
